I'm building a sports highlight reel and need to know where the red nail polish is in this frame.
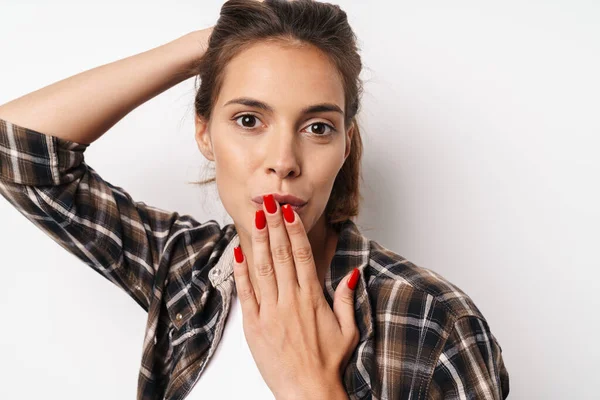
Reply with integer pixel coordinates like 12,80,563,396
347,268,360,290
282,204,295,223
255,210,266,230
263,194,277,214
234,246,244,263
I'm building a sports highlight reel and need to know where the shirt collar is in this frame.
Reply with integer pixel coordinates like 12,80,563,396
323,219,374,342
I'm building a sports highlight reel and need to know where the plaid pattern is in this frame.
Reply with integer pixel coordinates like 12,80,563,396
0,117,509,399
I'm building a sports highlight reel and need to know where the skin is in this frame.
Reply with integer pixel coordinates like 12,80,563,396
194,40,359,398
232,198,359,399
0,17,358,397
194,40,355,303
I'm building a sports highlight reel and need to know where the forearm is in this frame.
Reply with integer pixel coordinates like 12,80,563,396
0,29,209,145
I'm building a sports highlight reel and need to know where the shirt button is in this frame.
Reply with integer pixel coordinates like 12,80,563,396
212,268,221,276
176,313,183,321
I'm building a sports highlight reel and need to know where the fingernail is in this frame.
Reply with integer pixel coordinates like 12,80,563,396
234,246,244,263
282,204,295,223
255,210,266,230
263,194,277,214
347,268,360,290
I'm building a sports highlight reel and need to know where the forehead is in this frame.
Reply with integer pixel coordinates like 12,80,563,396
217,41,345,111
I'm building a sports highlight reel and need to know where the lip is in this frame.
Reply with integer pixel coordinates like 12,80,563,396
252,201,306,213
252,193,308,209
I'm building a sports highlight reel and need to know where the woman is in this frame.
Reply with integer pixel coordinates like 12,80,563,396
0,0,509,399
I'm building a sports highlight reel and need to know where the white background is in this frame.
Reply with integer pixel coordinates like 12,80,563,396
1,1,599,399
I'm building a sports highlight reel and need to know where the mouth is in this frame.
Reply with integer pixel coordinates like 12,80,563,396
252,200,307,213
252,193,308,212
280,202,306,212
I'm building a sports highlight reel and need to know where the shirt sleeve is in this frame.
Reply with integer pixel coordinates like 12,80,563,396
0,117,208,312
427,315,510,399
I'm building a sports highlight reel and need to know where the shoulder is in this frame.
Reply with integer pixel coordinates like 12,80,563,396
360,239,510,397
364,238,489,324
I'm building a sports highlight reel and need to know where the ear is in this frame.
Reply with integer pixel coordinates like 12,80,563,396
195,114,215,162
344,120,355,160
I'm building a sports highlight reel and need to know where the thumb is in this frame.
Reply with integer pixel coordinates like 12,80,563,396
333,268,360,339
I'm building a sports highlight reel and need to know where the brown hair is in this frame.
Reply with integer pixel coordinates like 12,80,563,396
187,0,364,233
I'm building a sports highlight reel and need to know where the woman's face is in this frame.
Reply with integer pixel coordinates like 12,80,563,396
195,40,353,240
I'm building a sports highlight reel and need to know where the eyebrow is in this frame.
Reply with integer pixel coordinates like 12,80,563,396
223,97,344,116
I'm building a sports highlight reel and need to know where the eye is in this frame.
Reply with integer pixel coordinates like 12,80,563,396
233,114,336,136
304,122,335,136
234,114,262,129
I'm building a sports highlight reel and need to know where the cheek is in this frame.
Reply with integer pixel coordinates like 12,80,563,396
307,147,345,184
303,158,344,211
210,135,261,222
212,134,253,180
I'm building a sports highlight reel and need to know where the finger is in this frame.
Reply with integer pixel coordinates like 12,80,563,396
281,204,320,295
262,194,298,297
252,208,279,306
233,245,259,319
333,268,360,340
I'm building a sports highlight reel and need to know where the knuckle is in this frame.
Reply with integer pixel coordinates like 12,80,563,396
254,233,269,244
293,246,314,264
340,294,354,307
278,295,299,312
302,285,324,304
287,223,304,235
256,262,274,277
268,217,284,229
272,244,293,263
238,287,255,302
310,292,326,309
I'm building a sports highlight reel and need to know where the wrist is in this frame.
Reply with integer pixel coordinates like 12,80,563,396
282,378,348,400
171,28,213,80
320,379,348,400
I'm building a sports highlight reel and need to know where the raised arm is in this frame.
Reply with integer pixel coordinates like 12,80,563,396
0,29,211,144
0,29,220,314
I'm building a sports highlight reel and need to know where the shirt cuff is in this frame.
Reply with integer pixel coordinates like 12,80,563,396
0,118,89,186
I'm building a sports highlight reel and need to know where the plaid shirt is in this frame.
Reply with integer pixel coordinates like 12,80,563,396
0,117,509,400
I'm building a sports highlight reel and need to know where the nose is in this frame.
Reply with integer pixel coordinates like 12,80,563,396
264,130,301,179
